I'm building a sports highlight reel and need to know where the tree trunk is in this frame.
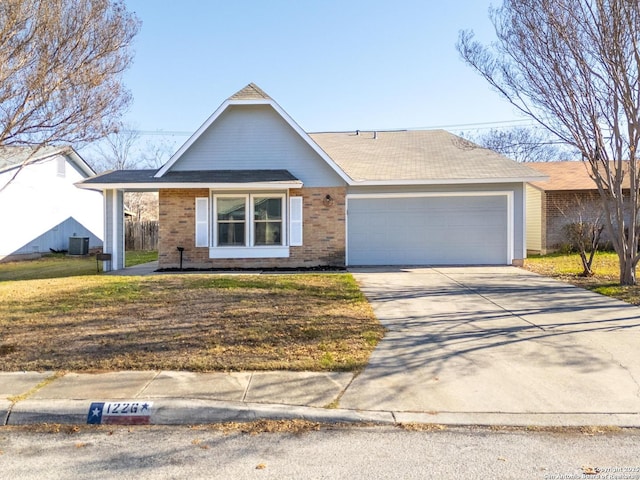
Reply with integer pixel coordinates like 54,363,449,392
579,251,594,276
618,252,637,286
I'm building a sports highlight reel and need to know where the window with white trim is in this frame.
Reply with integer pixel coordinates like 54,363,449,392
213,193,286,248
216,196,247,246
195,193,302,259
253,197,283,245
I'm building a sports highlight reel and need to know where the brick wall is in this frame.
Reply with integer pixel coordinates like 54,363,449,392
158,189,206,268
544,190,603,251
158,187,346,269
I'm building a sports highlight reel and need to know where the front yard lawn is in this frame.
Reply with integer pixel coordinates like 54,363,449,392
0,273,383,372
523,251,640,305
0,251,158,281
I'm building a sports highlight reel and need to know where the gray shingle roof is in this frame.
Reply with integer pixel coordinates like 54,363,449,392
229,83,272,101
0,146,69,171
309,129,545,182
79,169,299,185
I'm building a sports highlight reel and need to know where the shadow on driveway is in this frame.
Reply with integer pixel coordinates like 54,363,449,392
341,266,640,414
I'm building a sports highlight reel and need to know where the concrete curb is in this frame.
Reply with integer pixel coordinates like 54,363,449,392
7,399,640,427
1,400,11,425
393,411,640,428
6,399,395,426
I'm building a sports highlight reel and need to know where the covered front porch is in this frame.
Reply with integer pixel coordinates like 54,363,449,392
76,169,306,272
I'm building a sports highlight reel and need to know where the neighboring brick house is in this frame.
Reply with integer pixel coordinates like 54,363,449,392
525,161,631,254
77,84,544,271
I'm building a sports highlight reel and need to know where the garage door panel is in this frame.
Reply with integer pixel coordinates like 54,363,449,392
347,196,508,266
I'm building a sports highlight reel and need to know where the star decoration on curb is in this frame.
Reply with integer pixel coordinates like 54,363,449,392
141,403,150,412
91,407,101,418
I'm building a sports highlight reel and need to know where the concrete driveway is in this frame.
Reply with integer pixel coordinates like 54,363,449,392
341,267,640,418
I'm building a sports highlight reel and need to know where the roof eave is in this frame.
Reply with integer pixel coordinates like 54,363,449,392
64,147,96,177
0,146,95,176
76,180,304,190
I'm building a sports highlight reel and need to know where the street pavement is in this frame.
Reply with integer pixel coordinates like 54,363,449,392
3,265,640,427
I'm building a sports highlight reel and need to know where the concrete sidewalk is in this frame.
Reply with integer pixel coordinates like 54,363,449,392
0,370,393,426
2,367,640,427
105,261,159,276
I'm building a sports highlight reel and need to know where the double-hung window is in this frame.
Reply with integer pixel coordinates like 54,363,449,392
217,197,247,246
207,193,289,258
253,197,283,245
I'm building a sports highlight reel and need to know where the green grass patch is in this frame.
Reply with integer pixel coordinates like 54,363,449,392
524,251,640,305
125,250,158,267
0,254,98,281
186,273,366,301
0,251,158,281
525,251,620,277
590,284,640,305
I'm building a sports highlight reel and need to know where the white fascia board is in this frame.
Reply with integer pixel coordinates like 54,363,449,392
76,181,304,191
66,148,96,177
346,190,515,199
155,97,354,185
0,146,89,175
348,176,548,186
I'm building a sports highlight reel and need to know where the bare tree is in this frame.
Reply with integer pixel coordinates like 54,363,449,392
0,0,140,188
138,136,177,170
88,129,177,173
85,126,160,223
556,194,605,276
90,125,141,172
125,192,158,222
462,127,576,162
458,0,640,285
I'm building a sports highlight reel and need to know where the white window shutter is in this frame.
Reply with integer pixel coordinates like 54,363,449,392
195,197,209,247
289,197,303,246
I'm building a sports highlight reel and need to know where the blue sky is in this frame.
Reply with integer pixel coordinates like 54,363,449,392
121,0,528,138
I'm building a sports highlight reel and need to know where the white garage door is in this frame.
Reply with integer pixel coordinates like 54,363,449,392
347,195,510,266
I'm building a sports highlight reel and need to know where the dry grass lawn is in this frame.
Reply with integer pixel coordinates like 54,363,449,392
523,251,640,305
0,273,383,372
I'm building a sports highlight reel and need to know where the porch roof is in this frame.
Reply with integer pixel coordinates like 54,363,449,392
76,169,303,190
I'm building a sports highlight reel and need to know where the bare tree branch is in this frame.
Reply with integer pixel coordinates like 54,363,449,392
0,0,139,190
461,127,578,162
90,124,141,172
458,0,640,285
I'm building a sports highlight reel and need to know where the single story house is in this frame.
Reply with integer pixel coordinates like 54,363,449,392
525,161,630,254
0,146,103,261
77,83,545,271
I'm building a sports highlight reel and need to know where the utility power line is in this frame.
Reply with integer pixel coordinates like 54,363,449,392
123,118,541,137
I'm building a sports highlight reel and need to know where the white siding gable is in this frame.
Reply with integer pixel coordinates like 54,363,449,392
0,154,103,258
169,105,346,187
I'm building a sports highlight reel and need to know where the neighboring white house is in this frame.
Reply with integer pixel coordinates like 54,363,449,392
0,146,103,261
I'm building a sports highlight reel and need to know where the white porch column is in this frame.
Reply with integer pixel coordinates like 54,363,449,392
103,189,125,271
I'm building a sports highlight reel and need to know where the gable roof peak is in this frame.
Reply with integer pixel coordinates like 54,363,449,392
229,83,272,101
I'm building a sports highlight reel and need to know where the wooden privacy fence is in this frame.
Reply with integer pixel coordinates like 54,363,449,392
125,221,158,251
